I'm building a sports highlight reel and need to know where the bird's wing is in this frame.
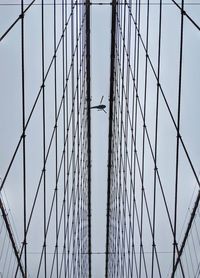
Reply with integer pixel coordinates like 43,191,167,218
100,96,104,104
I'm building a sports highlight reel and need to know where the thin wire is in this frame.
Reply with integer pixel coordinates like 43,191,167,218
172,0,185,275
0,200,25,277
0,0,36,42
115,35,174,275
85,0,92,277
2,237,10,276
122,1,131,275
53,0,59,276
133,0,147,276
0,228,7,262
61,0,67,277
37,60,87,277
133,0,141,274
105,0,199,276
151,0,162,276
107,2,154,275
0,3,77,193
50,9,88,276
15,5,87,276
6,17,86,260
171,0,200,31
130,0,139,275
105,0,117,277
0,190,21,247
188,236,196,277
71,1,76,276
6,248,13,278
1,1,200,5
125,2,200,191
172,191,200,275
41,0,47,276
119,2,124,276
65,1,70,276
123,5,200,266
76,3,81,276
125,2,132,276
191,229,199,266
118,37,176,249
20,0,27,275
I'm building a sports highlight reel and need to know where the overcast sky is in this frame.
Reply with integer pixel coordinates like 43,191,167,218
90,2,110,277
0,1,200,277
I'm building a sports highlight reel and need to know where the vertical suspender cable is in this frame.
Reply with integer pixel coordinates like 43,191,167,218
172,0,185,276
41,0,47,276
120,2,126,276
65,1,70,277
105,1,117,277
76,3,80,276
71,1,75,276
86,0,91,277
61,0,67,276
134,1,145,277
53,0,59,276
20,0,27,276
130,0,138,275
125,3,132,276
151,0,162,277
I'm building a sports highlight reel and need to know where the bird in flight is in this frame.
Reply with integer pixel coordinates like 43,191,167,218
90,96,107,113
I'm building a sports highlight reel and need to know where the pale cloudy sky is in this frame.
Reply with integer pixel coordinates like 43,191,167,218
0,1,200,277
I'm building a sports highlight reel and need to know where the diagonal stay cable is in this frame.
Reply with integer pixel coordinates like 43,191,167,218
171,0,200,31
172,190,200,276
0,0,36,42
115,8,200,241
125,1,200,190
0,198,25,277
20,0,27,275
15,58,87,275
14,33,87,277
0,0,81,193
43,81,87,277
114,36,184,271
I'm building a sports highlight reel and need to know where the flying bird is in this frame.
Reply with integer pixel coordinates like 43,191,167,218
90,96,107,113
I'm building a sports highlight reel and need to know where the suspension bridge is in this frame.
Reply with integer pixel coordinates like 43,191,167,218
0,0,200,277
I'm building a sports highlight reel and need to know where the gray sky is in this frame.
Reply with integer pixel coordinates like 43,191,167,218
0,0,200,277
90,2,110,277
